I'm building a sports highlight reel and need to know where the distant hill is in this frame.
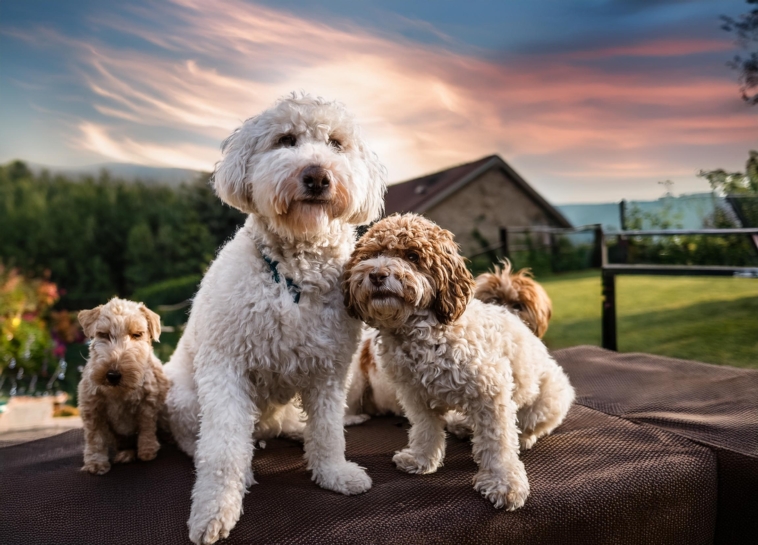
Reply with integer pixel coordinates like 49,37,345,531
26,162,208,187
557,193,735,231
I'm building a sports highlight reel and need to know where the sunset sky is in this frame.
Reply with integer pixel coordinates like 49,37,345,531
1,0,756,203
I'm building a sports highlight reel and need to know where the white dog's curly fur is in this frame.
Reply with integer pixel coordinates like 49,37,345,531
342,214,574,510
163,93,386,544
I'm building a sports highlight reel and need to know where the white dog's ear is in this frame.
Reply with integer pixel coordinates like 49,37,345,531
212,120,259,213
349,144,387,225
78,306,102,339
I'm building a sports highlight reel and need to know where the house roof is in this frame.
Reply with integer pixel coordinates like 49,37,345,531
384,155,572,228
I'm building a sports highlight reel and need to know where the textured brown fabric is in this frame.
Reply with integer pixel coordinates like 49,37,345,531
554,346,758,545
1,346,754,545
1,406,716,545
553,346,758,456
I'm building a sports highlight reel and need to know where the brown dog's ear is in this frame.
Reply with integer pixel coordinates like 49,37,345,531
139,305,162,342
342,251,363,320
77,306,102,339
431,234,475,325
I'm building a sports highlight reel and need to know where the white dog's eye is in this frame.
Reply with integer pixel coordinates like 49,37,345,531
131,332,143,340
95,332,111,342
328,137,343,151
277,134,297,147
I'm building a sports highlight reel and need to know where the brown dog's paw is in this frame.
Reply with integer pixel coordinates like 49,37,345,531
82,459,111,475
137,436,160,461
114,449,136,464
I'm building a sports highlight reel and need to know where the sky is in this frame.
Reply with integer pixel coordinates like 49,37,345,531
1,0,756,203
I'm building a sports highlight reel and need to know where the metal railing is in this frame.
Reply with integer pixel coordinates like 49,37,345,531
466,224,604,263
600,228,758,351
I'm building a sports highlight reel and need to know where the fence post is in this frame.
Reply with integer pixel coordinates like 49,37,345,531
592,224,603,268
601,269,617,351
619,199,627,231
499,227,509,261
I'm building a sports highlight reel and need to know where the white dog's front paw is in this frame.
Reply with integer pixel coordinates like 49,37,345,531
188,499,242,545
392,448,441,475
312,461,372,495
473,463,530,511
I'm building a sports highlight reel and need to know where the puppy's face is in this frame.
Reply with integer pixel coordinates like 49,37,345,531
343,214,475,330
212,93,386,238
474,261,552,337
78,298,161,394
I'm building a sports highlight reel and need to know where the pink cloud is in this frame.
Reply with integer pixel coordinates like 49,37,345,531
12,0,756,200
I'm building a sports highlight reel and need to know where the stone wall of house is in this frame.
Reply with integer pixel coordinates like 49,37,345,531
424,168,559,256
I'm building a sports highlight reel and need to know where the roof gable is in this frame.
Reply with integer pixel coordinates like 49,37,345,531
384,155,571,227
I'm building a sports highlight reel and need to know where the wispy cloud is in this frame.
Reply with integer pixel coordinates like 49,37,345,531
4,0,755,200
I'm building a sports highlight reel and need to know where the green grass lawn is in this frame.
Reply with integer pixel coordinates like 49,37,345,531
540,270,758,369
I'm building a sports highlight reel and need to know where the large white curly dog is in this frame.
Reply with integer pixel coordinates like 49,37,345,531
164,93,386,544
342,214,574,511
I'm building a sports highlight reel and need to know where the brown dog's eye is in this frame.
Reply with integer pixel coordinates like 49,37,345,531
407,251,420,264
278,134,297,147
132,332,143,340
511,303,524,311
328,137,343,151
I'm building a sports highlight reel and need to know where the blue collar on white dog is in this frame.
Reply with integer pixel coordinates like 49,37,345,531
259,247,301,304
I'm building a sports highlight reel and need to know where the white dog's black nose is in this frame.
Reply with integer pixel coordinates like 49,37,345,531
302,165,331,194
370,270,389,287
106,370,122,386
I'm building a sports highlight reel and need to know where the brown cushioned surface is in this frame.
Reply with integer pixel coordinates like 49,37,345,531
554,346,758,544
0,345,755,545
555,346,758,457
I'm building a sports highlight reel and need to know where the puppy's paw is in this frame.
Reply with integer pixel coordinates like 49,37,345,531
312,461,372,495
519,434,538,451
114,449,136,464
344,413,371,426
280,427,304,443
137,435,160,461
392,448,441,475
188,500,241,545
82,458,111,475
444,414,472,439
473,464,530,511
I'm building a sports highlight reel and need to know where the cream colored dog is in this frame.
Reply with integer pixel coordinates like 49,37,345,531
163,93,386,544
343,214,574,510
346,259,554,418
77,298,168,475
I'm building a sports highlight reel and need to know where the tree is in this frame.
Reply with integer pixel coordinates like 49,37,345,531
699,150,758,195
722,0,758,105
699,150,758,228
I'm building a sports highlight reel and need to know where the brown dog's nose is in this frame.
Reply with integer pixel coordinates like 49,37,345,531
302,165,331,194
106,370,122,386
369,270,389,287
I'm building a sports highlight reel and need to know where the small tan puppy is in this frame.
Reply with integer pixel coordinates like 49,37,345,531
77,298,169,475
